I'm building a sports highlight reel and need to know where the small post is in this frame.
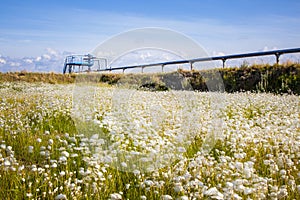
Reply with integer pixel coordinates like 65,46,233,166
123,68,126,73
104,59,108,69
275,53,280,64
222,58,226,68
142,67,144,73
190,62,193,71
162,64,164,72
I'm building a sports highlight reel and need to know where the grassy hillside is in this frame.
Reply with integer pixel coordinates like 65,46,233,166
0,71,75,84
183,63,300,94
0,63,299,94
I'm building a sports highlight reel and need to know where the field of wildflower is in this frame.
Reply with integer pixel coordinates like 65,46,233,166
0,81,299,199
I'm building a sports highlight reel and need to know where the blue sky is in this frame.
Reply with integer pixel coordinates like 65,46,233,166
0,0,300,72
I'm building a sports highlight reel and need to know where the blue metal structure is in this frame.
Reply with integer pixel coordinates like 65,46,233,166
63,54,95,74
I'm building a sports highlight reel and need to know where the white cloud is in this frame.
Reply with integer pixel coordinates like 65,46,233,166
0,58,6,64
42,54,51,60
24,59,33,64
0,48,66,72
10,62,21,67
46,48,59,56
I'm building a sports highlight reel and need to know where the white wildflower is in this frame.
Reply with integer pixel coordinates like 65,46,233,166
161,195,173,200
59,156,67,163
28,146,34,153
277,187,288,199
55,194,67,200
177,147,186,153
48,139,54,145
0,144,6,149
121,162,127,168
144,180,154,187
173,182,184,193
110,193,122,200
179,196,189,200
3,159,11,166
226,182,234,188
280,169,286,176
51,163,57,168
60,171,66,177
61,151,69,158
233,193,242,200
204,187,224,199
297,185,300,194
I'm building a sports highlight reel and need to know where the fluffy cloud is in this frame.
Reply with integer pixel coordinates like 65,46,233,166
0,48,68,73
0,58,6,64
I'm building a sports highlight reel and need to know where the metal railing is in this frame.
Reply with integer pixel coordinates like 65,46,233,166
97,47,300,73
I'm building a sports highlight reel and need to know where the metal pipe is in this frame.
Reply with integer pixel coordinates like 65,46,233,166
82,48,300,72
